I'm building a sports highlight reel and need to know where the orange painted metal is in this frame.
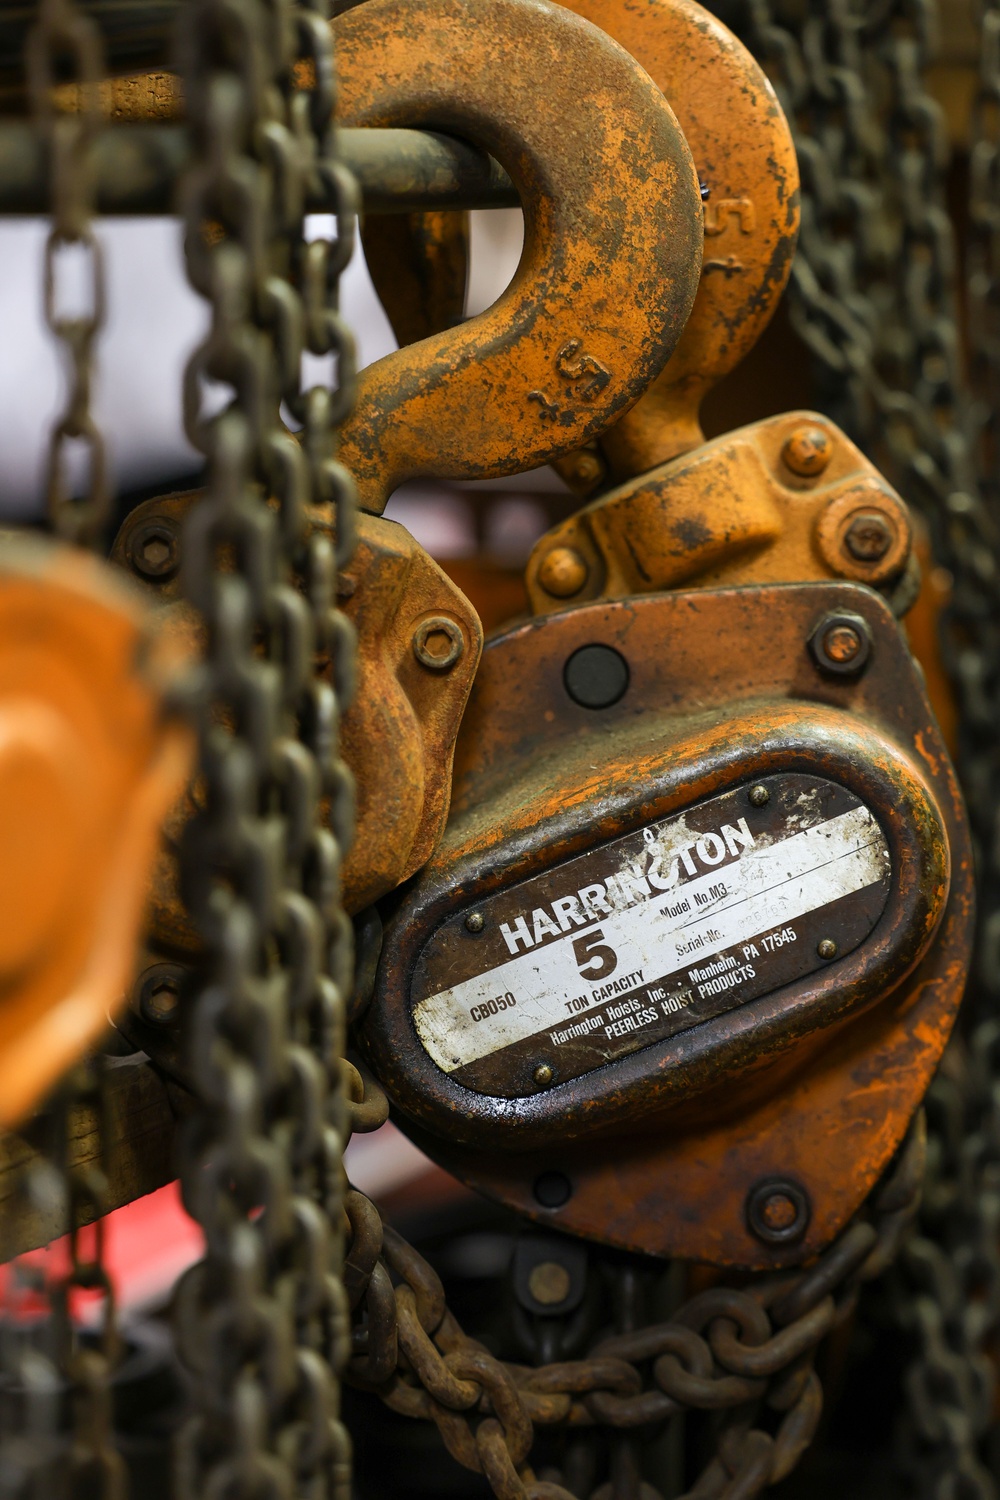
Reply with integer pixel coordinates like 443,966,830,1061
339,516,483,911
360,582,972,1268
0,538,192,1126
562,0,800,485
332,0,703,514
526,411,916,615
111,495,483,927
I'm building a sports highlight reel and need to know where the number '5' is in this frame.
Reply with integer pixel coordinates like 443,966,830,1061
573,928,618,980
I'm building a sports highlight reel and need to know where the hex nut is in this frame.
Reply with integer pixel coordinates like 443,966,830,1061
134,962,187,1026
413,615,464,671
808,611,873,676
537,546,590,599
782,425,832,478
746,1177,811,1245
129,519,180,581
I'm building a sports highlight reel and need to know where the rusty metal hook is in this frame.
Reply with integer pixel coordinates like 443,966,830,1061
332,0,703,514
562,0,800,483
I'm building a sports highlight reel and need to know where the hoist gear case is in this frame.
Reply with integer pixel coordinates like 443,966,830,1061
360,580,972,1267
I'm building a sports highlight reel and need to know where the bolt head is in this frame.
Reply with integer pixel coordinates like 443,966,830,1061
135,963,186,1026
413,615,464,671
817,938,838,960
782,425,832,478
533,1062,554,1087
844,511,894,562
823,625,863,664
527,1260,571,1306
749,784,770,808
130,520,179,581
465,911,485,933
809,611,873,676
537,546,590,599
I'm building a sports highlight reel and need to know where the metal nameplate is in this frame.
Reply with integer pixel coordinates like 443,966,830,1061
412,775,892,1099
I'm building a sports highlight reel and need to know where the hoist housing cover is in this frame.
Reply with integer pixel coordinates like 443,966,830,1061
360,582,972,1266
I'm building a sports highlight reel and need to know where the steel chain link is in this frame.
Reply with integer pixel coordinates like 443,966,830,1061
721,0,1000,1492
344,1075,926,1500
0,4,121,1496
171,0,359,1494
25,0,110,545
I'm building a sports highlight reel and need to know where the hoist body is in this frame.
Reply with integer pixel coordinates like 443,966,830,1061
360,580,972,1267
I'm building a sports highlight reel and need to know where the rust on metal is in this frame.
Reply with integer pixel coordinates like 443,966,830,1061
111,495,483,925
561,0,800,483
360,582,971,1268
332,0,703,513
525,412,915,614
361,209,469,349
0,537,192,1126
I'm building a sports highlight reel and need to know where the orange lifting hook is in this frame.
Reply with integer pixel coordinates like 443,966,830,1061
332,0,704,514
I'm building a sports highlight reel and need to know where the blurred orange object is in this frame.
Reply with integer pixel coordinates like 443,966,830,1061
0,537,192,1127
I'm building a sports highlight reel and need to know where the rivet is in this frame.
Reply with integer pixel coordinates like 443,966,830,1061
817,938,838,960
413,615,464,672
844,511,894,563
527,1261,571,1306
533,1063,554,1087
746,1177,811,1245
465,911,485,933
782,425,832,478
749,784,770,808
537,546,590,599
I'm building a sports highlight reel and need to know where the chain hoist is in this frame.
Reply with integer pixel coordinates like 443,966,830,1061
0,0,996,1495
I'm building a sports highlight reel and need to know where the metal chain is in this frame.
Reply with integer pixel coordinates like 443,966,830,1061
969,0,1000,512
171,0,359,1493
25,0,110,545
718,0,1000,1491
344,1078,925,1500
0,6,122,1496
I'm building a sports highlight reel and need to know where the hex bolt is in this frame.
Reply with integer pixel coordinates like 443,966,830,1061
746,1177,811,1246
844,510,894,563
817,938,838,960
134,963,186,1026
465,911,485,933
808,611,873,677
782,425,832,478
537,546,590,598
527,1260,571,1306
749,784,770,808
413,615,464,671
533,1063,554,1087
564,643,629,709
129,518,180,581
